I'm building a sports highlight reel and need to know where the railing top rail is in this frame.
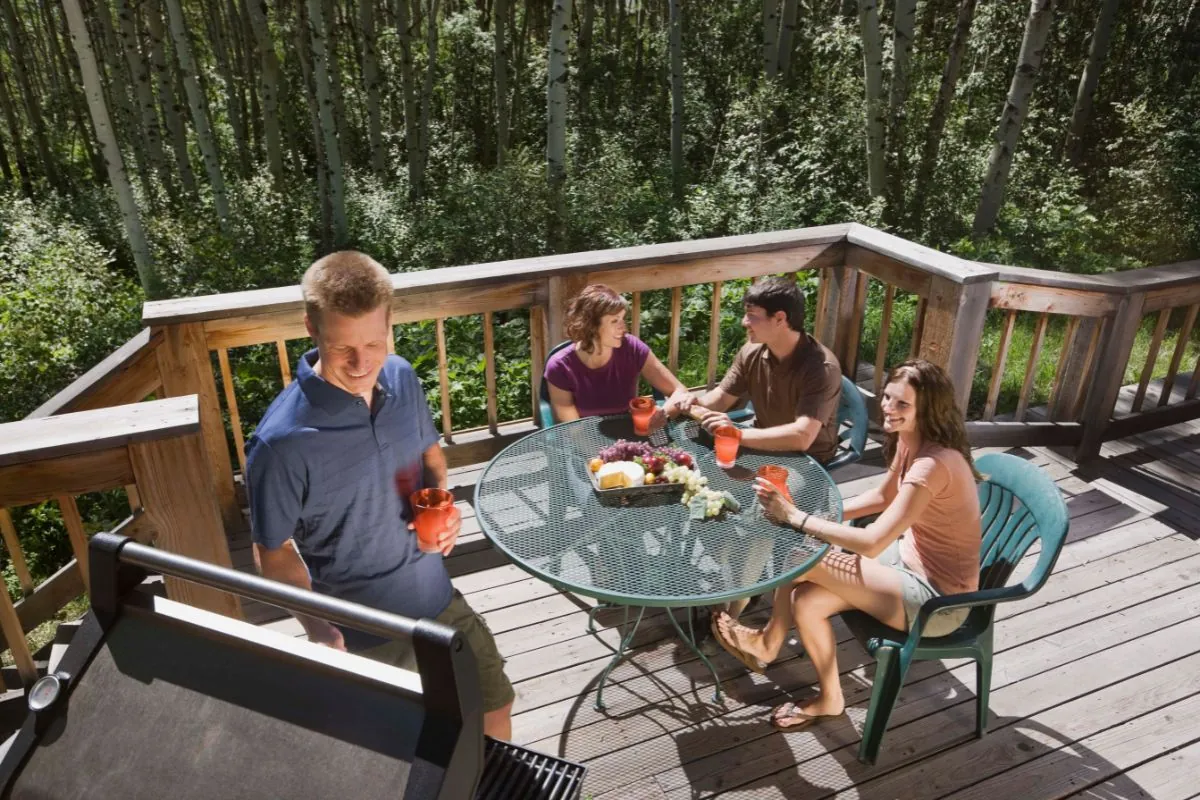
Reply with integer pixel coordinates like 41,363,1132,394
985,259,1200,295
27,328,161,420
142,224,853,327
0,396,199,468
846,224,998,285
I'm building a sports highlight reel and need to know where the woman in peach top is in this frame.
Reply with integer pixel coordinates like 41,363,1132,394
711,359,982,730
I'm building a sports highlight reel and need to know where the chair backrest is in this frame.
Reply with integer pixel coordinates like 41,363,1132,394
537,341,575,427
825,375,869,471
973,452,1070,603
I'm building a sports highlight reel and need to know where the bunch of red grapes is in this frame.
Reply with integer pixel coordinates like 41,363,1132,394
598,439,694,475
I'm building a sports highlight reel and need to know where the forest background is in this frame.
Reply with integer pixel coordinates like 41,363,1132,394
1,0,1199,597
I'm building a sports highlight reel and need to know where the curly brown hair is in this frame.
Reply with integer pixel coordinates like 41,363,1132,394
564,284,628,353
882,359,983,482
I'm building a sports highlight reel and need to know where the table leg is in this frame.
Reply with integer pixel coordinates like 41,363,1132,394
667,607,723,703
594,605,646,711
587,602,617,634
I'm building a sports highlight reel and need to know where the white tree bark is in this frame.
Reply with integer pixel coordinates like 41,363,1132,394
669,0,683,201
494,0,509,166
144,0,197,194
307,0,347,244
114,0,174,202
973,0,1055,237
162,0,232,231
415,0,440,197
857,0,886,199
62,0,161,298
1066,0,1119,164
246,0,284,182
360,0,386,176
911,0,976,232
884,0,915,222
763,0,780,79
776,0,798,79
395,0,421,195
546,0,571,194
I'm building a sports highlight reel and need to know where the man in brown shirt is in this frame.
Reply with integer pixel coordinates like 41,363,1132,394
681,277,842,463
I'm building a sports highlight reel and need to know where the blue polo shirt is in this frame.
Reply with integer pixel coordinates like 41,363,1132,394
245,350,452,650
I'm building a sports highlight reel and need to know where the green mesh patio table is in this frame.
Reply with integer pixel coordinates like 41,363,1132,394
473,416,841,710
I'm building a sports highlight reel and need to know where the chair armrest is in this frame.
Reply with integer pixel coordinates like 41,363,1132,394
903,584,1027,646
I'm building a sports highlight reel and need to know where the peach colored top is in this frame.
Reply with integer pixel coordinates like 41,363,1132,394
893,440,981,596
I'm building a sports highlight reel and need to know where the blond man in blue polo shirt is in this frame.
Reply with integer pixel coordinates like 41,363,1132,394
246,251,515,739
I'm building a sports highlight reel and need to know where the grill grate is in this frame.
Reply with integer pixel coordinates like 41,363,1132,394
475,738,586,800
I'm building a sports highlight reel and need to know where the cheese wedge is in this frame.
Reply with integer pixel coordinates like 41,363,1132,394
596,460,645,489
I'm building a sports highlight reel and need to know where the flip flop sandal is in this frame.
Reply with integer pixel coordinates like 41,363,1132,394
769,701,841,731
710,614,768,675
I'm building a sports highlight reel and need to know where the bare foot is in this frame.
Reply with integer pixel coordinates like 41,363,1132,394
715,612,779,664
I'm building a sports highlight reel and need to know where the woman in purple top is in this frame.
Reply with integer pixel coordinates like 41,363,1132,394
544,284,691,422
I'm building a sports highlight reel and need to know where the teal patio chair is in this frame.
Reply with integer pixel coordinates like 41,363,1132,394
536,340,665,427
842,452,1069,764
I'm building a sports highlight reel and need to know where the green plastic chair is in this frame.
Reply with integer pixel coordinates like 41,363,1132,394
842,452,1069,765
537,340,665,427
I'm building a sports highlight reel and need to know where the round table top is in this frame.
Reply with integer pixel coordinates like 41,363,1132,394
473,416,841,607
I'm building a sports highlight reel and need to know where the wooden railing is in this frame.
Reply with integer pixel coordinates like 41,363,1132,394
0,397,242,685
12,223,1200,579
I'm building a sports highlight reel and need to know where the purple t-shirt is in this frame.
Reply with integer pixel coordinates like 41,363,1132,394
544,335,651,416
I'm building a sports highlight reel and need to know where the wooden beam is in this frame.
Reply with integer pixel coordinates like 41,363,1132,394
0,448,134,507
873,284,895,399
441,419,540,469
155,323,240,531
216,348,247,473
129,431,243,620
435,318,453,444
844,244,932,297
839,272,870,379
28,328,163,418
1144,279,1200,312
1133,308,1171,412
1016,313,1050,422
965,421,1083,448
1078,292,1148,460
56,494,91,593
0,396,199,468
483,311,498,435
630,291,641,339
1050,316,1101,421
919,276,992,413
1159,304,1198,407
1048,316,1081,419
276,340,292,386
668,286,682,372
0,579,36,686
989,282,1117,317
529,306,547,418
909,297,927,359
846,224,996,284
984,310,1018,421
1105,399,1200,440
707,281,723,390
546,274,588,345
0,508,33,595
587,242,843,294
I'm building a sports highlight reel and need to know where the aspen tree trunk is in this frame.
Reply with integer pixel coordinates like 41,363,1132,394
973,0,1055,237
910,0,975,233
50,0,107,184
884,0,915,224
763,0,779,79
144,0,197,194
360,0,386,176
668,0,683,201
396,0,421,194
777,0,798,79
295,0,332,251
203,0,251,175
546,0,571,195
163,0,232,231
63,0,162,298
415,0,440,197
1066,0,1119,164
323,0,351,151
307,0,348,244
0,68,34,197
494,0,509,166
857,0,886,199
246,0,285,182
1,0,59,190
114,0,175,203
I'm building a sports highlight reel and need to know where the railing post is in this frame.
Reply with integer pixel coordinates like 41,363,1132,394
1077,292,1147,461
1050,316,1101,421
546,273,588,345
814,264,860,377
919,275,992,414
129,429,244,620
153,322,240,532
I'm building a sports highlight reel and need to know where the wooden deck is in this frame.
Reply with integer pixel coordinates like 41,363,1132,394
228,407,1200,800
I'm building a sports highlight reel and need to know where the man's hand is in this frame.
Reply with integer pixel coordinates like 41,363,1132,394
697,408,733,433
664,388,698,418
304,618,347,651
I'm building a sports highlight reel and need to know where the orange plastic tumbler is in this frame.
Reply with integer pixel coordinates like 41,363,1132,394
629,396,656,436
409,488,458,553
713,425,743,468
756,465,792,503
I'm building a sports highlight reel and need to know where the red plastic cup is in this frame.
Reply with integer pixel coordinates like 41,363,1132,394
629,395,655,436
713,425,742,468
409,488,459,553
757,465,792,503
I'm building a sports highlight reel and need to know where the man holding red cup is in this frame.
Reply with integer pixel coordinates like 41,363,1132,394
246,251,514,740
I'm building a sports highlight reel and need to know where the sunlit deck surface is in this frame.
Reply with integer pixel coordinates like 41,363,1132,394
228,381,1200,800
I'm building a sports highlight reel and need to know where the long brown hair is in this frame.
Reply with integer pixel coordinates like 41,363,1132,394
564,284,628,353
882,359,983,481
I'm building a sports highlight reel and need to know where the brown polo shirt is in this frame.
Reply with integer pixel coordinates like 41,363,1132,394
718,336,842,463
